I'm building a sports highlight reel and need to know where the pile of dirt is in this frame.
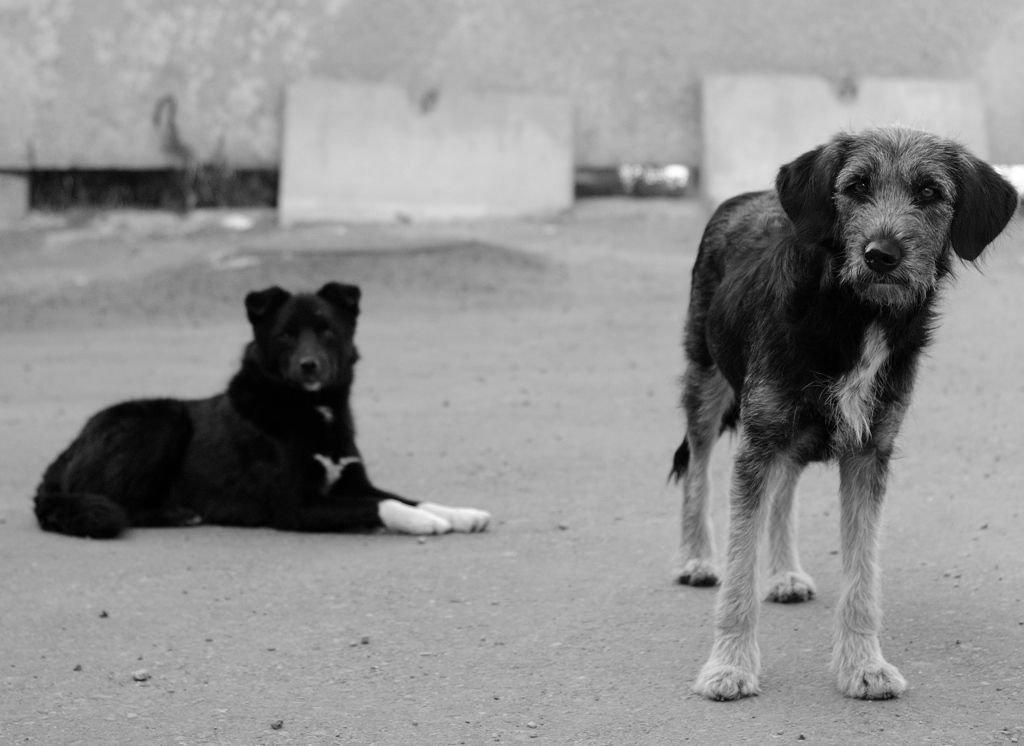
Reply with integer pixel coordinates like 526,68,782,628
0,241,563,331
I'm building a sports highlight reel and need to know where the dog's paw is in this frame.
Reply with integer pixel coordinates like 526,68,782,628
764,570,816,603
693,663,760,701
417,503,490,533
674,557,719,587
836,660,907,700
378,500,452,535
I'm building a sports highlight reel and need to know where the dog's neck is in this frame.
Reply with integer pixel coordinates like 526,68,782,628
227,356,354,438
770,252,939,385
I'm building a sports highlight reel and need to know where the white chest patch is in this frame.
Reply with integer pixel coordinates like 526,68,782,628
313,454,360,490
831,323,889,444
316,406,334,423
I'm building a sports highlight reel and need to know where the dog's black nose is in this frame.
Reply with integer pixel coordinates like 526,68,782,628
299,359,319,375
864,239,902,274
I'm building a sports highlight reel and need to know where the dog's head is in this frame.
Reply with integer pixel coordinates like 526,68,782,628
244,282,361,392
776,126,1018,310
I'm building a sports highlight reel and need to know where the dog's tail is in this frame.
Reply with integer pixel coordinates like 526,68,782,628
34,491,130,539
34,448,129,538
668,439,690,484
668,402,741,484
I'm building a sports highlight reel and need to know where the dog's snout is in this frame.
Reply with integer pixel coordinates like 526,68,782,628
864,239,902,274
299,359,319,375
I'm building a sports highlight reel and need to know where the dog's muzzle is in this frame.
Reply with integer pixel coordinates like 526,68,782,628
296,357,326,391
863,238,902,274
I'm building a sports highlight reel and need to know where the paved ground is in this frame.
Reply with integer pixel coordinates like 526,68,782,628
1,201,1022,745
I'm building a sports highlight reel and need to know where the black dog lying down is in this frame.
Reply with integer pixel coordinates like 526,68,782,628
34,283,490,538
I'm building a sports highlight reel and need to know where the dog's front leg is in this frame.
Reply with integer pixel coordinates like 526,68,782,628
832,449,906,699
694,445,797,700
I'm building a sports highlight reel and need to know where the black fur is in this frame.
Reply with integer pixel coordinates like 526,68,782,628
34,282,416,539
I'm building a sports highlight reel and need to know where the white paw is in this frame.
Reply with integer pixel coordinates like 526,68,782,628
674,557,719,587
417,503,491,533
764,570,816,603
378,499,452,535
836,660,907,700
693,663,760,701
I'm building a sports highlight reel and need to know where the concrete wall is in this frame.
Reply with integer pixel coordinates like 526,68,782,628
2,0,1022,170
978,4,1024,164
277,80,574,223
701,76,994,204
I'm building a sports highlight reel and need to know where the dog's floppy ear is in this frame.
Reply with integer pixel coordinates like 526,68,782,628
317,282,361,318
949,154,1018,261
776,138,848,244
244,286,291,325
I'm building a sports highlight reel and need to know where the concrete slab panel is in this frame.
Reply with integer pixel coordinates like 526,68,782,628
278,79,573,225
701,75,990,205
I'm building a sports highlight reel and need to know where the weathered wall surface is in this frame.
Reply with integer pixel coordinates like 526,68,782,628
1,0,1021,169
978,4,1024,164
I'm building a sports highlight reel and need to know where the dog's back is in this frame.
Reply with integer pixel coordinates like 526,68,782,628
684,191,792,377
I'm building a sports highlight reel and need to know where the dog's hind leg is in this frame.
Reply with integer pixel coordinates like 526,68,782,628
34,399,195,537
694,446,799,700
831,449,906,699
764,468,816,602
673,364,735,586
34,447,131,538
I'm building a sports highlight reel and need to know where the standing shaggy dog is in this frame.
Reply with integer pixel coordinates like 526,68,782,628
671,127,1017,700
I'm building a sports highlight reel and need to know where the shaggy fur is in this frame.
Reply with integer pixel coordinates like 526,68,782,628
34,283,490,539
670,126,1018,700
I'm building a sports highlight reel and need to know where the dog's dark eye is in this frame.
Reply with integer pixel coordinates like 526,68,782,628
310,320,334,336
845,178,870,198
917,185,941,202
